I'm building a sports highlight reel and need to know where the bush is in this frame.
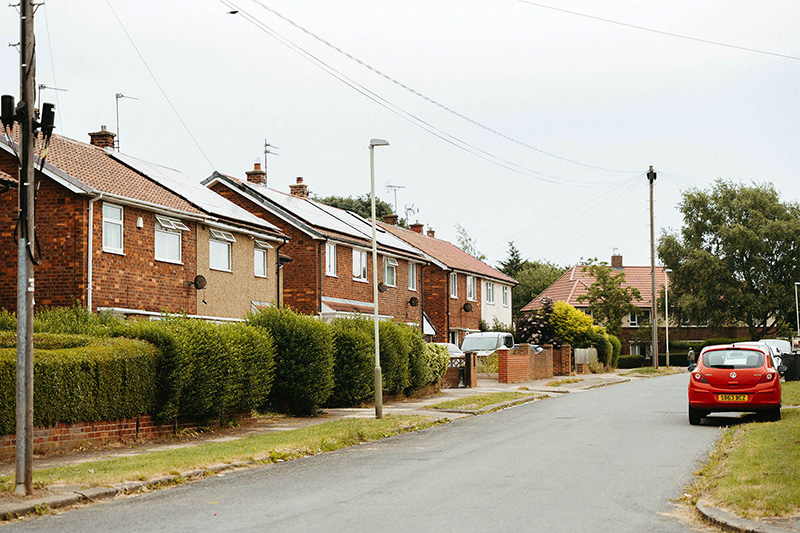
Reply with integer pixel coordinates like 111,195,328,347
248,307,334,416
33,305,122,337
423,343,449,383
327,317,375,407
0,310,14,331
0,335,159,434
377,320,411,394
618,354,645,368
608,335,622,368
0,331,90,350
404,326,429,393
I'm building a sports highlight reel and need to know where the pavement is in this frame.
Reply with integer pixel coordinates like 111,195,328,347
0,369,797,532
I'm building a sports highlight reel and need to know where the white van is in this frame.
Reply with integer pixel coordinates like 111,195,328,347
460,332,514,357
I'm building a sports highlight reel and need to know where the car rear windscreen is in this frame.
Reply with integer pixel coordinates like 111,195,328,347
703,349,764,369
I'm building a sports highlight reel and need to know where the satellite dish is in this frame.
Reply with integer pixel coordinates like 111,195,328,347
189,275,207,290
409,296,419,307
462,302,473,313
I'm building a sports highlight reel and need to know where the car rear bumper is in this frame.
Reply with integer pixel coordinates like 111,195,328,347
689,386,781,412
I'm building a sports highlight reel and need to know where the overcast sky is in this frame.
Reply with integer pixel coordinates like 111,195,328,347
2,1,799,269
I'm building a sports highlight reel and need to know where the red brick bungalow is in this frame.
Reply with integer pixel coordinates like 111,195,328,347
0,128,287,320
204,169,434,334
521,254,748,355
379,221,518,346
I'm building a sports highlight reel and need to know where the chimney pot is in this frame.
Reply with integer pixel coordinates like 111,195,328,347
246,162,266,185
289,177,309,198
88,126,116,149
410,223,424,234
382,214,398,225
426,228,435,238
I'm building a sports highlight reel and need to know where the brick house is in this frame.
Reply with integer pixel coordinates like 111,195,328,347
0,128,287,320
379,221,518,346
520,254,749,355
203,169,433,333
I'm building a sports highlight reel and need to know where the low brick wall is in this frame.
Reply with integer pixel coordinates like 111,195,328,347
0,412,258,460
548,344,572,376
498,344,556,384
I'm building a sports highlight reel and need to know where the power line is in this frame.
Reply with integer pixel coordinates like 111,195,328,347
518,1,800,62
104,0,215,170
221,0,620,188
249,0,638,175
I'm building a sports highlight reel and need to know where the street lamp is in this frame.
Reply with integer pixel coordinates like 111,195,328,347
665,269,672,366
370,138,389,419
794,282,800,336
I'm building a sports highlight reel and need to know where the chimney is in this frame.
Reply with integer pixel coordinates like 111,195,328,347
246,162,266,185
410,222,424,234
611,254,623,268
88,125,116,149
289,177,308,198
426,228,435,238
382,213,398,225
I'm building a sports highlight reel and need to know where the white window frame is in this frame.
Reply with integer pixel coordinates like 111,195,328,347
408,262,417,291
326,242,337,277
466,276,476,301
154,219,183,264
353,249,368,282
254,240,271,278
502,285,509,307
209,231,234,272
450,272,458,299
486,281,495,304
102,203,124,254
383,256,398,287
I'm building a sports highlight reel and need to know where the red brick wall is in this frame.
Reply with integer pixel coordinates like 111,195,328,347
498,347,529,383
547,344,572,376
209,182,320,315
90,202,197,314
422,267,448,342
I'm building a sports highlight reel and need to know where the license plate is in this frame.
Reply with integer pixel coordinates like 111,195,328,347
718,394,749,402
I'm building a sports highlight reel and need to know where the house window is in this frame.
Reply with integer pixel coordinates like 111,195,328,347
154,216,188,263
102,203,124,254
629,309,650,327
326,242,337,277
408,262,417,291
486,281,495,304
449,330,458,344
209,229,236,272
384,257,398,287
353,249,368,281
450,272,458,298
502,285,509,307
254,240,271,278
466,276,476,301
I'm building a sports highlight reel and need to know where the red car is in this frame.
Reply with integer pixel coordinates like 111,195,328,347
688,344,782,425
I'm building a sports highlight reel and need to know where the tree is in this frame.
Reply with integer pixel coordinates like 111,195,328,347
516,297,557,345
576,262,642,337
498,242,524,277
658,179,800,339
455,224,486,261
313,194,396,222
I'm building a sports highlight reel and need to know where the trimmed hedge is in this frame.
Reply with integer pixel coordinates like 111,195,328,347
618,354,646,369
327,317,375,407
608,335,622,368
378,320,411,394
248,307,334,416
404,326,429,393
0,335,159,435
422,343,449,384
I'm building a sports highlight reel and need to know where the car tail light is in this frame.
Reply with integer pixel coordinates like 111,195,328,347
693,372,709,384
758,372,775,384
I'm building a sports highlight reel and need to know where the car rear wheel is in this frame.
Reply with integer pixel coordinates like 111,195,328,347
689,405,704,425
761,407,781,422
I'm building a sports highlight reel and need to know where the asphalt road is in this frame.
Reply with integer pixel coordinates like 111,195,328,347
6,373,725,532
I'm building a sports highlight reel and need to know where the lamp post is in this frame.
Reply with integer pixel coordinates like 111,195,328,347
665,269,672,366
794,282,800,336
369,138,389,419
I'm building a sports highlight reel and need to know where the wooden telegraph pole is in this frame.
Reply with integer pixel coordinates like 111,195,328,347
648,166,659,369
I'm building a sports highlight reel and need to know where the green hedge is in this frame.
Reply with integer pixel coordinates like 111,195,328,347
608,335,622,368
618,354,645,369
327,317,375,407
248,307,334,416
0,335,159,434
422,343,449,384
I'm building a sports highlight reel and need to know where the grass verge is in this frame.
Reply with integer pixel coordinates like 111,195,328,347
620,366,685,377
425,391,538,411
545,378,583,387
0,415,438,490
782,380,800,406
691,407,800,517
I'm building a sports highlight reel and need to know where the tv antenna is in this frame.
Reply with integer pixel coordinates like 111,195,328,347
37,84,67,121
115,93,138,151
264,139,278,172
404,203,419,222
385,182,405,215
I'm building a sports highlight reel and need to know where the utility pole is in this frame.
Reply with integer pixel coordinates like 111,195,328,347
648,166,659,369
17,0,36,496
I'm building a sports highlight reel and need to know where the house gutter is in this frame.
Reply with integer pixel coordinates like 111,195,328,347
86,194,102,312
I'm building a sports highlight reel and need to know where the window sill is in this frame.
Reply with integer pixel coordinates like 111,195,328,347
353,277,369,283
103,249,125,256
210,267,233,273
326,273,338,278
255,274,268,279
155,258,183,265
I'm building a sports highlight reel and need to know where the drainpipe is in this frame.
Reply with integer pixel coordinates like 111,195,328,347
274,237,288,308
446,269,451,343
86,194,102,312
419,264,425,336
